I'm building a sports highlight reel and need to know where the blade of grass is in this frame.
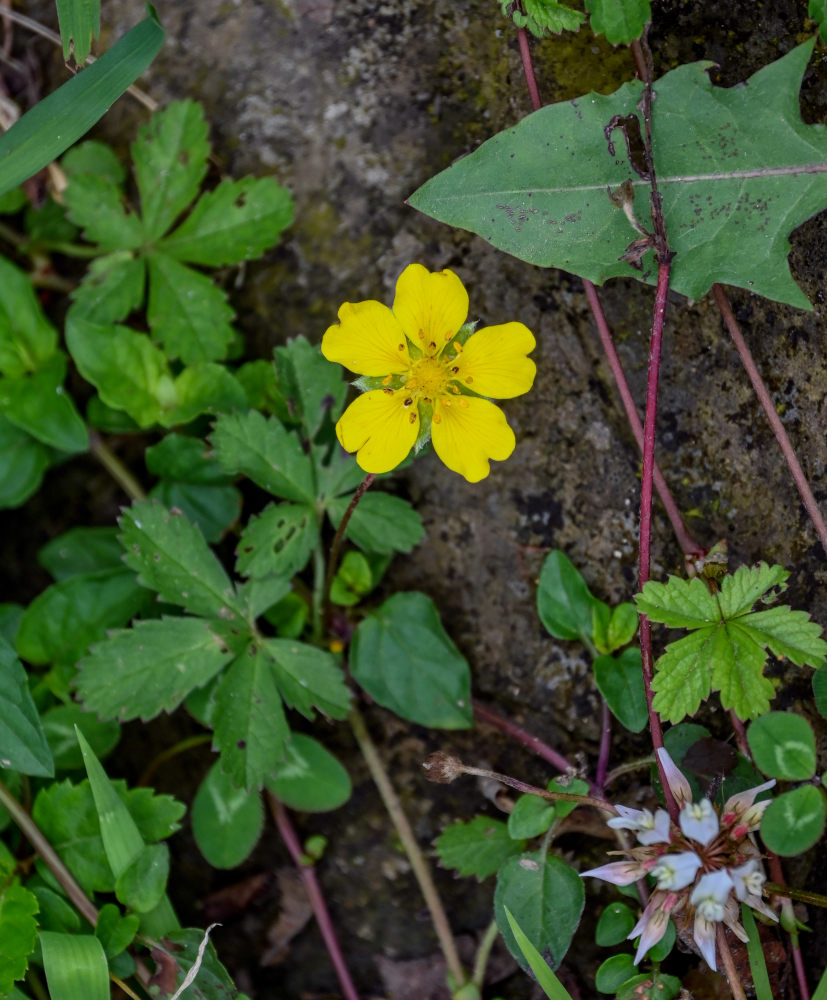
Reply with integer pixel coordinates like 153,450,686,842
39,932,109,1000
503,907,574,1000
0,9,163,197
739,905,773,1000
56,0,100,63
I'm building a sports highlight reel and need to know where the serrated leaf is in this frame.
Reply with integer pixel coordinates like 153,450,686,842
0,416,51,508
585,0,650,43
147,253,236,363
521,0,585,35
409,41,827,309
16,568,148,667
75,616,234,721
327,492,425,555
350,592,471,728
273,336,347,439
710,624,776,719
62,141,125,185
0,354,88,454
760,785,826,856
210,410,315,504
0,635,53,776
63,172,143,249
717,563,790,618
593,647,648,733
119,500,242,620
494,853,584,971
435,817,525,880
736,605,827,666
70,252,145,323
41,704,120,771
133,100,210,242
30,886,81,934
0,256,57,377
537,550,601,643
212,645,290,790
159,176,294,266
192,760,264,868
56,0,100,63
146,434,230,484
747,712,816,781
264,638,351,720
635,575,719,628
266,734,351,813
150,480,241,545
38,526,123,581
235,502,319,580
40,931,109,1000
237,575,293,622
650,628,716,722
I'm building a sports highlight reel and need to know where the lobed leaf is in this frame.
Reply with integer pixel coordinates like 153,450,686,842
650,628,716,722
70,252,145,323
736,605,827,667
63,172,143,249
716,563,789,619
585,0,650,43
273,336,348,439
635,575,719,628
435,817,525,880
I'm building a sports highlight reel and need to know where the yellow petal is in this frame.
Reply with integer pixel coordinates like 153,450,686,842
336,389,419,474
452,322,536,399
431,396,516,483
392,264,468,352
322,300,411,376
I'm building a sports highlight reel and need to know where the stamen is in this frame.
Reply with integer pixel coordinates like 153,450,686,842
465,376,474,384
450,366,460,374
443,399,452,407
433,414,442,424
382,374,393,385
382,387,394,395
397,343,405,351
403,397,413,407
452,341,463,353
428,341,436,351
417,328,425,340
408,412,417,424
407,380,419,390
444,331,453,341
459,399,469,408
450,385,461,394
424,396,432,404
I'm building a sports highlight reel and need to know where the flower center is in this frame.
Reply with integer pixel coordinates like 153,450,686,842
406,356,450,401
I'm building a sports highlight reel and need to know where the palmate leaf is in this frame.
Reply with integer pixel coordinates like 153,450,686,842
410,40,827,309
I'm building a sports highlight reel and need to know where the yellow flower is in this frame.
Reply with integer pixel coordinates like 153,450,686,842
321,264,536,483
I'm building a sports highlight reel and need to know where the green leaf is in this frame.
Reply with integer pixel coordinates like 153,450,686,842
537,550,601,643
266,734,352,813
119,500,243,620
273,336,347,439
41,704,120,771
159,176,294,266
0,13,164,199
607,603,640,652
595,953,637,994
811,0,827,40
595,902,636,947
235,502,319,580
585,0,650,43
16,568,149,667
38,527,123,581
747,712,816,781
192,760,264,868
435,817,525,880
0,635,54,777
327,492,425,555
264,638,351,720
0,256,57,377
813,664,827,720
0,354,88,454
132,100,210,243
146,253,236,363
494,853,585,970
147,927,244,1000
210,410,315,504
520,0,585,35
616,973,682,1000
39,932,109,1000
63,171,143,250
70,252,145,323
635,576,720,628
594,647,648,733
0,416,51,508
650,627,718,722
0,883,38,994
263,592,309,638
236,575,293,622
115,843,170,912
94,904,140,960
62,140,125,185
330,550,374,606
503,907,575,1000
547,777,589,818
351,592,471,729
760,785,826,856
56,0,100,63
30,886,81,934
508,794,555,839
409,41,826,309
212,645,291,790
75,616,234,721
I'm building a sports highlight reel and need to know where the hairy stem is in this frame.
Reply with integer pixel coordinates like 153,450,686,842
452,761,615,814
712,283,827,558
323,473,374,630
268,795,360,1000
89,431,146,502
349,707,468,990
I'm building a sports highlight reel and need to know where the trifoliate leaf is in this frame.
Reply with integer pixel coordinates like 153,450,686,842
159,176,294,266
75,616,234,721
435,817,525,880
410,41,827,309
235,502,319,580
585,0,650,43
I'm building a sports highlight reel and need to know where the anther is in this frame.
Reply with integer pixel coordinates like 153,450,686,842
444,331,453,341
459,399,469,408
465,376,474,384
417,328,425,340
428,341,436,351
452,341,463,353
382,374,393,385
451,385,461,394
403,397,413,407
408,412,417,424
433,414,442,424
450,366,459,374
397,343,405,351
382,387,394,395
443,399,452,407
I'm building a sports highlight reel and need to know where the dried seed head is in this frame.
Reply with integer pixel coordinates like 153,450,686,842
422,752,464,784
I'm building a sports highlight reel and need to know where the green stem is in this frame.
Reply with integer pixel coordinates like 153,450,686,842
311,544,326,641
349,707,468,991
89,430,146,502
0,779,98,927
470,919,500,992
137,734,212,787
323,474,374,631
765,882,827,908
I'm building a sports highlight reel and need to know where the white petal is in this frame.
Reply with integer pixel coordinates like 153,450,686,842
693,914,719,970
679,798,720,846
651,851,702,891
656,747,692,806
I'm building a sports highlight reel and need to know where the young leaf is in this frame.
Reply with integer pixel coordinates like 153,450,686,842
210,410,315,504
508,794,555,839
159,176,294,266
537,550,601,643
747,712,816,781
503,907,576,1000
235,502,319,580
132,100,210,243
266,733,352,813
409,41,827,309
273,336,348,439
595,953,637,993
494,853,585,970
192,760,265,868
350,592,471,729
435,817,525,880
330,550,374,606
264,638,351,720
56,0,100,64
39,932,109,1000
38,526,123,581
119,500,243,620
760,785,826,856
585,0,650,43
0,636,54,777
326,492,425,555
593,647,648,733
212,645,291,790
595,902,637,947
0,256,57,377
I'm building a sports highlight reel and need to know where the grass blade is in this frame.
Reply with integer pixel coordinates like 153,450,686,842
740,903,773,1000
39,932,109,1000
503,906,574,1000
56,0,100,63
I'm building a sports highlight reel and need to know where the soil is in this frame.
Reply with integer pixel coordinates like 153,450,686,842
6,0,827,997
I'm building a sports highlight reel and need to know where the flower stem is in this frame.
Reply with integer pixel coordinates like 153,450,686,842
0,779,99,927
712,283,827,558
470,919,500,992
717,924,749,1000
89,430,146,502
323,473,374,631
268,794,360,1000
348,706,468,991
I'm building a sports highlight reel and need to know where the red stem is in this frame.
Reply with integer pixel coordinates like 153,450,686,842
767,851,811,1000
516,26,541,111
595,699,612,792
270,797,361,1000
712,283,827,558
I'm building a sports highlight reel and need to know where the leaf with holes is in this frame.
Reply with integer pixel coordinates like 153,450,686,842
235,502,319,580
410,41,827,309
